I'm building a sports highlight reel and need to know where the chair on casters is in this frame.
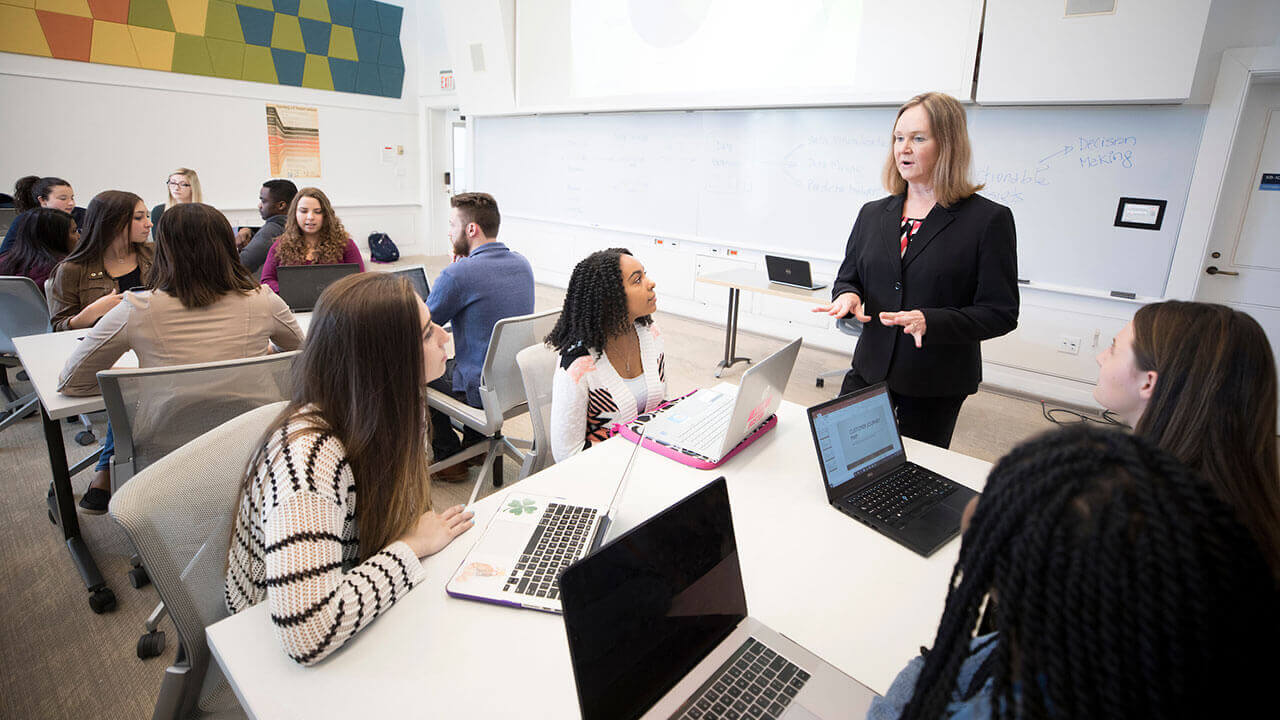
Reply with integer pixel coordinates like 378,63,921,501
815,316,864,389
109,402,286,720
98,352,299,660
515,343,559,479
427,309,560,505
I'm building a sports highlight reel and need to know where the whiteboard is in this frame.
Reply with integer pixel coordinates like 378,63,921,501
475,105,1205,297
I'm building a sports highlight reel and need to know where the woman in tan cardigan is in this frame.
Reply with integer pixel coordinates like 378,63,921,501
59,203,303,513
47,190,155,332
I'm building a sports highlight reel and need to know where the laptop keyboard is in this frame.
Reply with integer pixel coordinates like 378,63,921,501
502,503,598,601
849,464,956,528
661,395,735,457
671,637,810,720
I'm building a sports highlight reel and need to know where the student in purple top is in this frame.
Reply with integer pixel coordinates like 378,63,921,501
259,187,364,292
0,207,78,293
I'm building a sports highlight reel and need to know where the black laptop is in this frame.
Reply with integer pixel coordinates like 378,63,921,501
275,263,360,312
764,255,826,291
392,265,430,301
806,383,978,557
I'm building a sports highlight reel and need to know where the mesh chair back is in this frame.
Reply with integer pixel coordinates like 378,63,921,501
99,352,298,487
109,401,287,716
478,309,560,425
516,343,558,477
0,276,51,355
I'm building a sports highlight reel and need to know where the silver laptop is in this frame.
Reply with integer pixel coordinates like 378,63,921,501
445,426,646,613
640,338,801,464
560,477,877,719
765,255,826,291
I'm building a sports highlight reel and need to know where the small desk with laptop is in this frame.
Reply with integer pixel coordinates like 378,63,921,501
206,390,991,718
696,257,829,378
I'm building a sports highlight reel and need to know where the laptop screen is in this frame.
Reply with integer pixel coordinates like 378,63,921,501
395,266,430,301
809,384,904,493
560,477,746,720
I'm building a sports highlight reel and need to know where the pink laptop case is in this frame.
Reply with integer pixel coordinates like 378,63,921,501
611,392,778,469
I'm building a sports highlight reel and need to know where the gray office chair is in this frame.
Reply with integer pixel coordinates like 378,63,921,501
109,401,286,720
37,276,97,444
427,309,560,504
98,352,299,659
515,343,559,478
816,317,863,389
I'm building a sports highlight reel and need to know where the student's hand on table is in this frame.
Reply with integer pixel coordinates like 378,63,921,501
811,292,871,323
235,227,253,249
401,504,475,558
879,310,926,348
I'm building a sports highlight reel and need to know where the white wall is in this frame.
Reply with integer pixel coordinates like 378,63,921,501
0,0,428,255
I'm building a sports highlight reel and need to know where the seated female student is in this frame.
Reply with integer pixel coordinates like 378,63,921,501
47,190,154,332
0,207,78,292
1093,300,1280,576
868,425,1280,720
58,203,303,513
545,248,664,462
150,167,201,238
0,175,85,253
259,187,365,292
225,272,474,665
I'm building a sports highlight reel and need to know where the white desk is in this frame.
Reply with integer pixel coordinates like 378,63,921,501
11,313,311,613
207,396,990,719
696,269,829,377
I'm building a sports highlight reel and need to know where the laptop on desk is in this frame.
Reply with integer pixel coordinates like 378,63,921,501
635,338,801,467
560,477,877,720
806,383,978,557
445,427,647,613
765,255,826,291
275,263,361,312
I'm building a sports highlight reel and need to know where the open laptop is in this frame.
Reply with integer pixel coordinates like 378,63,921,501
560,477,877,720
637,338,801,465
806,383,979,557
275,263,361,312
445,426,647,613
765,255,826,291
392,264,430,301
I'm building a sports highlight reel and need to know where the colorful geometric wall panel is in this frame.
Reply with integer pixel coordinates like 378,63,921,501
0,0,406,98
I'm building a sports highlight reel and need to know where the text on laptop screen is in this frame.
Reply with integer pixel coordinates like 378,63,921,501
812,389,903,490
559,478,746,720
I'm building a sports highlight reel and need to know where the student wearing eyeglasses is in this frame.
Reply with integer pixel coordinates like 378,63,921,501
150,167,202,238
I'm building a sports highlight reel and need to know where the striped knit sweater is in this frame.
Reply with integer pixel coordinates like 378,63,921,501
225,414,426,665
550,321,666,463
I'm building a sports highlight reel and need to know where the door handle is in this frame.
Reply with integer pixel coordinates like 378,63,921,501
1205,266,1240,276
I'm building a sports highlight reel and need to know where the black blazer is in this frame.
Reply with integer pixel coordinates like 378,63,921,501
831,193,1019,397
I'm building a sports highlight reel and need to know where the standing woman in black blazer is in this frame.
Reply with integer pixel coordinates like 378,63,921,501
814,92,1019,448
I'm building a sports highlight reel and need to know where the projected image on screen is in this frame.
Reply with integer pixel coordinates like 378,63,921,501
572,0,862,97
814,392,902,490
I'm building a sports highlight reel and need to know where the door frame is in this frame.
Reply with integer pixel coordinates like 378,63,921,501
1168,45,1280,300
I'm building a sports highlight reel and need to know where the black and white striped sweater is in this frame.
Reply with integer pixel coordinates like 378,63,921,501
225,415,426,665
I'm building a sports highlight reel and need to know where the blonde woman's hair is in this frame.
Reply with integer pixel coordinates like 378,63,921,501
165,167,203,208
881,92,983,207
274,187,350,266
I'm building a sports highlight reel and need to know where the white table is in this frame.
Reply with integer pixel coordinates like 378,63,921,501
11,314,311,613
207,396,990,719
696,269,830,377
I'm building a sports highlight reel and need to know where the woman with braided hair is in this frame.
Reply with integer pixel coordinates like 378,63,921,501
1094,300,1280,577
546,248,664,462
868,424,1280,720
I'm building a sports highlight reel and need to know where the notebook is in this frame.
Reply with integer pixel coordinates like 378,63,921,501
806,382,979,557
560,477,877,720
765,255,826,291
445,427,646,613
275,263,361,312
616,338,801,468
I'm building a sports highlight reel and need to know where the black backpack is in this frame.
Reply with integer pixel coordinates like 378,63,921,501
368,231,400,263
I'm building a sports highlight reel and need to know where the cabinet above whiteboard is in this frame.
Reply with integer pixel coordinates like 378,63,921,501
977,0,1212,104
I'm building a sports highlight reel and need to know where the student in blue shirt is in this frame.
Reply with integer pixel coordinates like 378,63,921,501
426,192,534,481
869,425,1280,720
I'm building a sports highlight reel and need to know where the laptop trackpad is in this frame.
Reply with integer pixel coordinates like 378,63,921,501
780,703,820,719
911,502,961,547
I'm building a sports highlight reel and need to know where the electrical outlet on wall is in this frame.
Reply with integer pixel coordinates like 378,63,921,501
1058,335,1082,355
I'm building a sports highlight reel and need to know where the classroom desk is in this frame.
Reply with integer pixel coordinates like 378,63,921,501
12,313,312,613
696,269,829,377
207,394,991,719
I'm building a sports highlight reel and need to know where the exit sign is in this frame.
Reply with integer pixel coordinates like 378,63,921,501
440,70,454,91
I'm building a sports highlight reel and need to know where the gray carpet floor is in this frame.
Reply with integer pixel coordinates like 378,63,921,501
0,255,1065,719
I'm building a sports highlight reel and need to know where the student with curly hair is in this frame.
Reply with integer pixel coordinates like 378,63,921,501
259,187,365,292
0,207,78,292
868,424,1280,720
1093,300,1280,577
545,248,664,462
